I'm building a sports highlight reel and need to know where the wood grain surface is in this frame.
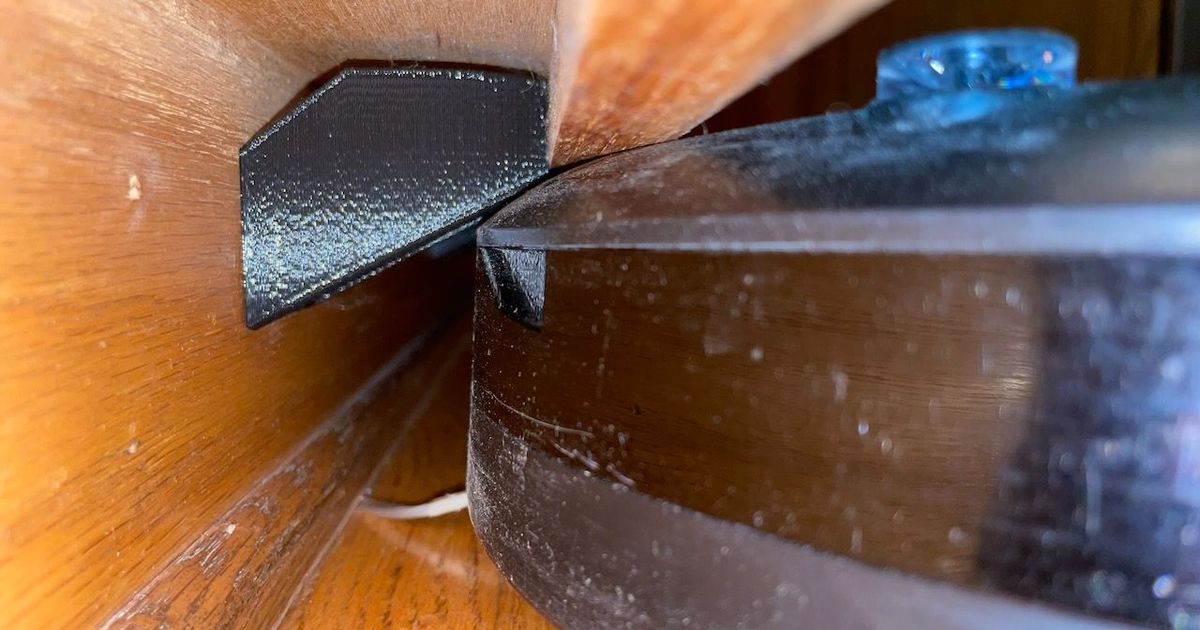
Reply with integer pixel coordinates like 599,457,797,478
547,0,889,165
204,0,553,75
103,320,467,629
282,322,549,629
0,2,476,626
708,0,1163,130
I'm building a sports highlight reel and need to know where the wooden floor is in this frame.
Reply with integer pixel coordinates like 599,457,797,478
282,322,550,629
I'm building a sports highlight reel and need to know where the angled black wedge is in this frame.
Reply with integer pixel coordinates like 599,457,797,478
239,66,548,328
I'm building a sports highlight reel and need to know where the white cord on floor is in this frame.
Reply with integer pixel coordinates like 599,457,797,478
359,490,469,520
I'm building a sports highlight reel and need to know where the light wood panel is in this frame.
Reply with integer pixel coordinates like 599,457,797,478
203,0,554,75
204,0,894,168
547,0,889,165
282,322,548,628
103,320,466,628
475,251,1038,583
286,513,548,629
0,1,474,626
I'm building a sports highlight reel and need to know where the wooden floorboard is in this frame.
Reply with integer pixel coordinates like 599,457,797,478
282,323,549,629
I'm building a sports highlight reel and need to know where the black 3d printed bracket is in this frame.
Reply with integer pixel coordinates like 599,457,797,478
239,66,549,328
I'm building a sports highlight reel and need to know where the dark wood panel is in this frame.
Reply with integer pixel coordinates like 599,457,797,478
474,251,1040,584
709,0,1164,131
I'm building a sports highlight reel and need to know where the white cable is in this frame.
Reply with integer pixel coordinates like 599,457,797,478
359,490,469,520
